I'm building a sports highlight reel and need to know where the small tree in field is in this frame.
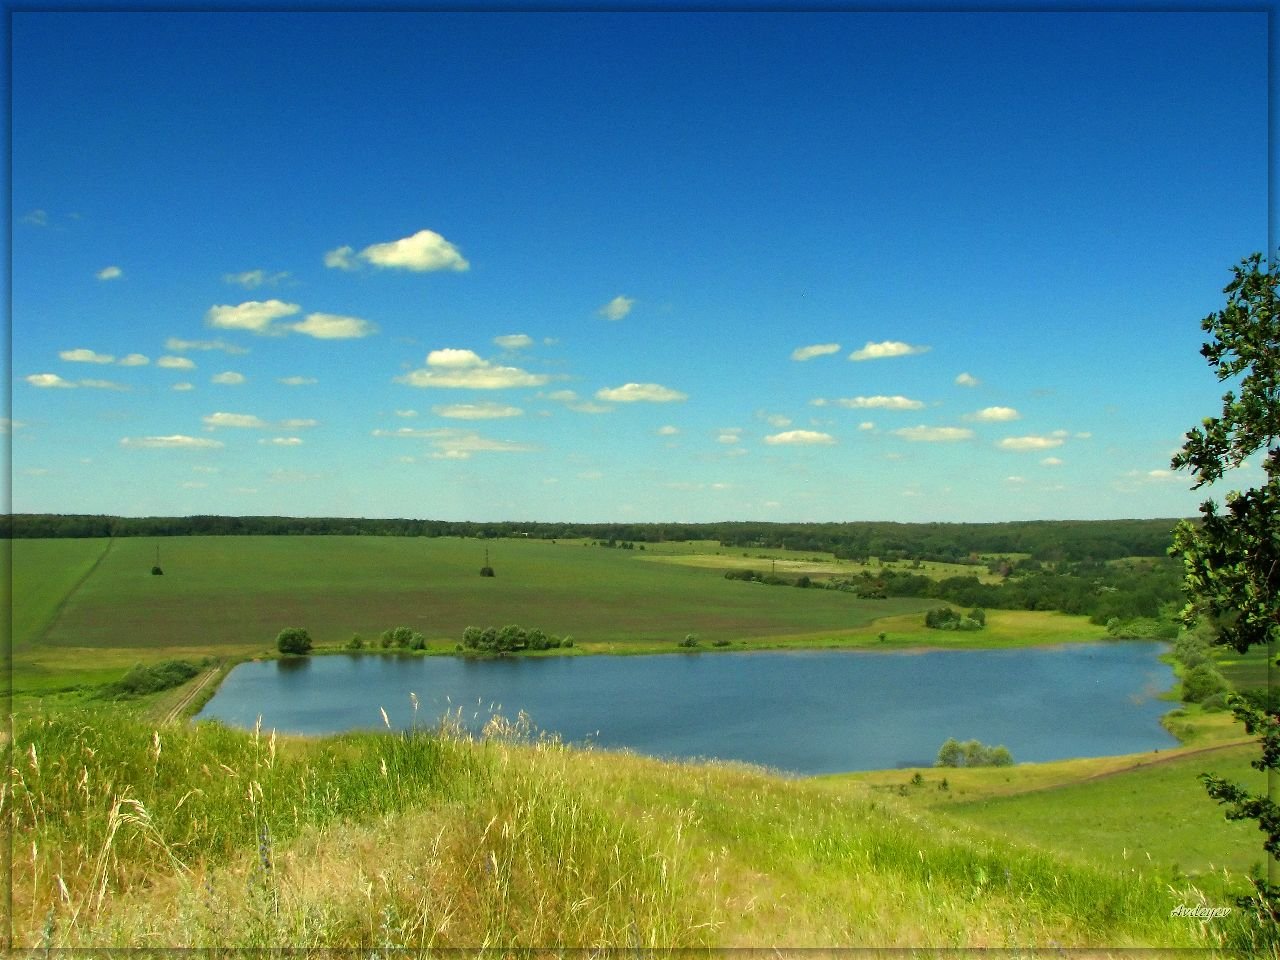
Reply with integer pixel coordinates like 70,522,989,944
1170,252,1279,932
276,627,313,656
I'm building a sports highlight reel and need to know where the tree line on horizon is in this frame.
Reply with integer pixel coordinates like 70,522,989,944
5,513,1183,562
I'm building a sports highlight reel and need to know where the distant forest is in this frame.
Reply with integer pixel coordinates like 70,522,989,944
6,514,1185,563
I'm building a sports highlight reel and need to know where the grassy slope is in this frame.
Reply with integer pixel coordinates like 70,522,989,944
10,704,1224,950
841,739,1270,896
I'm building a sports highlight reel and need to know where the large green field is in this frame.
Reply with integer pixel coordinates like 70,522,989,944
13,535,1111,697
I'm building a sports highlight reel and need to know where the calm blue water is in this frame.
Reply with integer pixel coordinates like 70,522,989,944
197,642,1177,775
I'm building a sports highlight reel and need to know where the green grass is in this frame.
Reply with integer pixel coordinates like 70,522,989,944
11,537,114,647
642,549,1007,583
9,701,1232,950
841,741,1271,897
1216,644,1274,689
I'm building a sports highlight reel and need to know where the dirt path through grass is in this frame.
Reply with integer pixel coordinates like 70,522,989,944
160,664,222,725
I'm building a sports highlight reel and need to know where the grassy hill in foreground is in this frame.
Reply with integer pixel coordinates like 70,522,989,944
9,703,1256,952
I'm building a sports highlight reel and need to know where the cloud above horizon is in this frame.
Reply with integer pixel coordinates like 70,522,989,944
397,348,550,390
595,383,687,403
120,434,224,449
326,229,469,273
764,429,836,445
598,295,634,321
998,435,1065,451
849,340,931,361
791,343,841,361
892,425,974,442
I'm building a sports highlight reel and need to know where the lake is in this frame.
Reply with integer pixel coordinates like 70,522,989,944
197,642,1178,775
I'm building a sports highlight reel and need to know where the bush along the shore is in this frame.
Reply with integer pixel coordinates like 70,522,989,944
924,606,986,631
935,737,1014,767
461,624,565,653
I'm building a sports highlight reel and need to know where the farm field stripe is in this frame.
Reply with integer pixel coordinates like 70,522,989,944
31,537,115,646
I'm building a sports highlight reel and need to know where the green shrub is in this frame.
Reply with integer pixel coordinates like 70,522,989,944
679,633,700,648
276,627,313,656
1182,663,1228,703
96,659,201,699
935,737,1014,767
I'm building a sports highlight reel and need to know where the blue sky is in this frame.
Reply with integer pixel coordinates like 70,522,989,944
9,9,1270,523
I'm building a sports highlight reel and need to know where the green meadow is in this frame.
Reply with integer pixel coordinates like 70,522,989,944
12,535,1106,697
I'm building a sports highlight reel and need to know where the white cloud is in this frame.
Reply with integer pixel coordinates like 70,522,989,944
764,413,792,428
166,337,249,355
78,379,129,391
290,313,376,340
118,353,150,366
1075,432,1093,440
764,429,836,446
25,373,75,388
399,350,550,390
121,435,224,449
595,383,687,403
955,372,980,387
969,406,1020,422
1006,476,1026,484
999,435,1065,451
717,429,742,444
157,356,196,369
279,376,317,386
96,265,123,281
568,402,614,414
544,390,579,402
60,348,114,364
433,402,524,420
211,371,246,385
394,409,418,418
203,412,268,429
1051,429,1070,438
598,295,635,321
172,382,194,392
791,343,841,361
1146,468,1178,482
22,209,48,226
374,426,533,457
427,348,484,368
892,426,974,442
206,299,301,334
280,418,318,429
658,425,680,436
356,229,469,272
859,421,876,431
1041,457,1064,466
825,395,925,411
494,333,533,350
849,340,930,361
225,269,289,288
324,245,357,270
261,437,304,446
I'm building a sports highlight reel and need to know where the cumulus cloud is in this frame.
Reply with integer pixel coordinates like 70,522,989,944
279,376,317,386
172,382,194,392
60,348,114,364
955,372,980,387
203,412,268,429
373,426,533,458
211,371,246,385
394,409,418,418
206,299,301,334
26,373,76,388
324,246,356,270
96,265,123,281
398,349,550,389
77,379,129,391
658,425,680,436
764,429,836,445
280,418,318,429
166,337,249,355
892,426,975,442
598,295,635,321
763,413,792,428
998,435,1065,451
1041,457,1064,466
595,383,687,403
791,343,841,361
121,435,224,449
433,402,524,420
157,356,196,369
849,340,930,361
290,312,376,339
969,406,1020,422
350,229,470,272
261,437,304,446
494,333,533,350
224,269,289,288
118,353,150,366
823,395,924,411
717,429,742,444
